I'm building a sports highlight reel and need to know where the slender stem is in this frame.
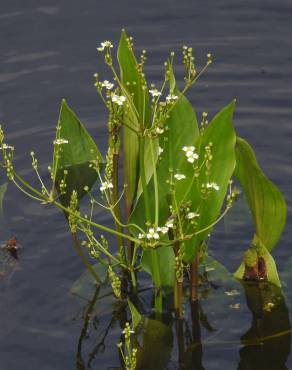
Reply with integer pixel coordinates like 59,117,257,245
12,178,44,202
12,170,139,243
149,138,159,226
71,232,100,283
174,241,183,319
139,135,162,298
111,151,125,257
154,62,211,129
190,253,199,301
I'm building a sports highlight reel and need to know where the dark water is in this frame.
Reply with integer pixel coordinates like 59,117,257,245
0,0,292,369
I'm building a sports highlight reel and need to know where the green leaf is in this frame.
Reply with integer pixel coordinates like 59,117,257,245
141,246,175,287
53,99,102,206
200,254,233,283
128,300,142,329
130,87,200,287
234,137,286,251
118,30,150,214
177,100,237,262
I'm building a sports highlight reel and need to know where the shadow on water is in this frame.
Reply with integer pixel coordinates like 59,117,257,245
238,282,291,370
74,280,291,370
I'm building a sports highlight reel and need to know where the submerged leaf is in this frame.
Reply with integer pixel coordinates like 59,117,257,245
70,263,107,300
137,317,173,370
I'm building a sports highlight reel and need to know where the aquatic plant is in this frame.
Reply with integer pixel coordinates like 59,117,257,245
0,30,286,319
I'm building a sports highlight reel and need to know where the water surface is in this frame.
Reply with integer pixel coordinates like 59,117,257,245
0,0,292,369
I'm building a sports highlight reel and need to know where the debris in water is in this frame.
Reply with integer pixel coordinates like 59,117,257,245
225,289,240,296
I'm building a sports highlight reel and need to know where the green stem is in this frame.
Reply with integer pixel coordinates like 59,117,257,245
139,136,162,296
12,170,139,244
71,232,100,283
111,151,125,258
190,254,199,301
149,138,159,226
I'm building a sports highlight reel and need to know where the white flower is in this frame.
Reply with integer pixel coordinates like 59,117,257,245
160,226,169,234
182,146,198,163
0,143,14,150
149,89,161,97
166,220,174,228
97,40,113,51
100,181,114,192
156,127,164,134
174,173,186,180
158,146,163,155
122,328,135,334
166,94,178,102
53,138,68,145
187,152,199,163
187,212,200,219
182,146,195,152
138,233,145,239
206,182,220,191
111,94,126,106
146,228,160,240
101,80,114,90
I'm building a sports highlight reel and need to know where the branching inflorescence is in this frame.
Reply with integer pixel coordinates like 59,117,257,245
0,30,286,325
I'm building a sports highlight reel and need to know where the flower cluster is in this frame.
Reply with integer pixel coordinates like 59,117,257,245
206,182,219,191
97,40,113,52
149,88,161,97
53,138,68,145
138,220,174,241
174,173,186,180
108,265,121,299
166,93,178,102
182,146,199,163
100,181,114,192
118,322,137,370
111,93,126,106
101,80,114,90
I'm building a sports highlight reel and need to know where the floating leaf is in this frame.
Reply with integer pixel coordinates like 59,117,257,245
70,263,107,300
52,99,102,206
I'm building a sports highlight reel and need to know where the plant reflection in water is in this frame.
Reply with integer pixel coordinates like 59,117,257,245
74,274,291,369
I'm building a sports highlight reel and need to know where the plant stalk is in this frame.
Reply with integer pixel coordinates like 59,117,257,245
190,253,199,301
139,135,162,306
71,232,100,283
